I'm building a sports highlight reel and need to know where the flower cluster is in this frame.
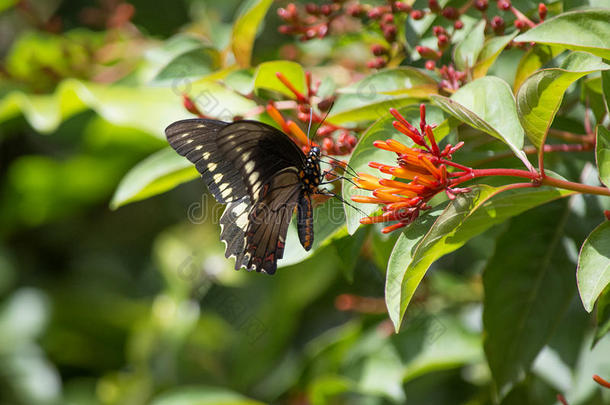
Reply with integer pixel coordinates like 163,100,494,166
352,104,468,233
278,0,550,92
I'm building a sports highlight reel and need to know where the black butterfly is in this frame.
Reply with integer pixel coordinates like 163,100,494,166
165,119,322,275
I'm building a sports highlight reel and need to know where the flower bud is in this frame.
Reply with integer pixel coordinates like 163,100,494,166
410,9,424,20
393,1,411,13
498,0,511,10
425,60,436,70
491,16,505,34
538,3,547,20
371,44,387,56
474,0,488,11
453,20,464,29
441,6,459,20
416,45,441,60
383,25,397,41
429,0,440,12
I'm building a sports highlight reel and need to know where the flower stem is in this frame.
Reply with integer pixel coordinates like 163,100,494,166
541,176,610,197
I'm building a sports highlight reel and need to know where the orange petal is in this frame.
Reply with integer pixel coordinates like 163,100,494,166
351,195,382,204
287,120,309,146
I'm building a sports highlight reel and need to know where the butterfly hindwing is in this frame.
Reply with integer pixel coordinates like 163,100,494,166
243,168,301,274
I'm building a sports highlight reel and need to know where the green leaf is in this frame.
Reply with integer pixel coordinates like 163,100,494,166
516,52,610,151
0,0,18,13
577,221,610,313
594,287,610,346
602,69,610,117
453,20,486,72
385,184,574,332
431,77,530,168
231,0,274,67
150,386,265,405
342,105,452,235
0,79,256,137
110,148,199,209
327,68,437,125
151,47,221,84
514,9,610,59
597,126,610,188
473,32,518,79
513,45,562,92
483,201,575,398
253,60,306,99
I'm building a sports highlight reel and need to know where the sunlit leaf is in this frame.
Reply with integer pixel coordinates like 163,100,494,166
253,60,306,99
516,52,610,152
0,79,256,137
431,77,530,168
473,32,518,79
577,221,610,313
453,20,486,72
514,9,610,59
231,0,274,67
386,184,574,331
151,46,221,84
150,386,265,405
110,148,199,209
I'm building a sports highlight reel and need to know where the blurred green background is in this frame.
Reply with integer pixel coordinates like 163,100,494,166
0,1,609,404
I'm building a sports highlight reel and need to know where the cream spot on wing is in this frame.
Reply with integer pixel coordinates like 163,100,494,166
241,151,252,162
245,161,255,173
202,152,211,160
208,162,218,171
180,132,190,138
185,139,193,144
248,172,259,185
213,173,223,182
234,202,248,214
235,213,248,228
221,187,233,199
194,145,202,150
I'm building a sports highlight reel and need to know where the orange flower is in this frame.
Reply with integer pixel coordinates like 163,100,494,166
352,104,467,233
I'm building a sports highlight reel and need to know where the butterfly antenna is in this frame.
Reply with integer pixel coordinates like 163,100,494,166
311,101,335,142
318,189,369,217
307,107,314,147
320,154,359,178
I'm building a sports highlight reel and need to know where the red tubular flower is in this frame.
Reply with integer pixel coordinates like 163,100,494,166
352,104,471,233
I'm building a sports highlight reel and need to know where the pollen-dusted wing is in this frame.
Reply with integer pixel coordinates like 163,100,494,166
165,119,322,274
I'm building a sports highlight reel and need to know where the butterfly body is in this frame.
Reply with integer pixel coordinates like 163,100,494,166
165,118,321,274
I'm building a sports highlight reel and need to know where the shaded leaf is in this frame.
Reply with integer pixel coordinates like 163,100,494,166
513,45,562,92
110,148,199,209
483,201,575,398
514,9,610,59
151,47,221,84
231,0,274,67
386,184,575,331
516,52,610,151
577,221,610,313
594,287,610,346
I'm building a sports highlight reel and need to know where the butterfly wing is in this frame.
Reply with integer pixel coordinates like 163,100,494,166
165,119,307,274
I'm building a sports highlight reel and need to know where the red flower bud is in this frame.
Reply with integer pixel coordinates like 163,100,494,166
429,0,440,12
320,4,332,16
514,19,527,30
498,0,511,10
453,20,464,29
367,57,387,69
425,60,436,70
474,0,488,11
538,3,547,20
416,45,441,60
368,7,383,19
347,4,363,16
305,3,318,14
381,13,394,25
371,44,387,56
491,16,505,33
394,1,411,13
410,9,424,20
432,25,446,36
441,6,459,20
278,25,293,35
383,25,397,41
437,34,449,49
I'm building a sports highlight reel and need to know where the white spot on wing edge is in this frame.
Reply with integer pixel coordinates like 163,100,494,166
208,162,218,171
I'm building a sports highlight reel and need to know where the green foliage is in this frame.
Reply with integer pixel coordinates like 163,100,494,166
1,1,610,404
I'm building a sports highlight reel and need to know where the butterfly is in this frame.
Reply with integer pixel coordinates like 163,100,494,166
165,119,322,275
